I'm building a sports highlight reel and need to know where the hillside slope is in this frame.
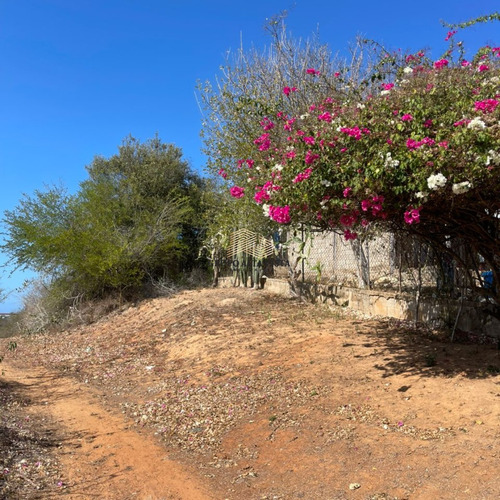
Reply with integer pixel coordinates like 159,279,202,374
1,287,499,499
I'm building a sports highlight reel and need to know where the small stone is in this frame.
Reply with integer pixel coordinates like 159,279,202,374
349,483,361,490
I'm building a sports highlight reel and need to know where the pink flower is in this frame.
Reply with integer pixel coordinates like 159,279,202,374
254,187,269,204
461,60,471,67
434,59,449,69
340,126,364,140
218,168,227,179
343,229,358,240
260,117,275,130
246,159,254,168
318,111,332,122
444,30,457,41
230,186,245,198
381,83,395,91
286,150,296,159
423,119,433,128
438,141,448,149
253,133,271,151
361,199,371,211
306,68,320,76
454,118,470,127
475,99,499,114
340,214,357,227
343,187,352,198
404,207,420,224
283,86,297,96
334,72,340,77
303,136,315,145
371,195,384,216
269,205,291,224
304,151,320,165
293,168,313,183
406,138,419,150
401,114,413,122
478,64,489,72
283,117,296,131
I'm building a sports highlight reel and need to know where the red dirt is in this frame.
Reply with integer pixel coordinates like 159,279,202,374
1,287,499,499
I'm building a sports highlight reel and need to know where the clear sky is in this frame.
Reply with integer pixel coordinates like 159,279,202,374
1,0,498,311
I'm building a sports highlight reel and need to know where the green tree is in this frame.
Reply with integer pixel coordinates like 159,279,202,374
2,136,206,302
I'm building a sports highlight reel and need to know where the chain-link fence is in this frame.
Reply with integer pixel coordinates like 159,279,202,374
219,228,493,302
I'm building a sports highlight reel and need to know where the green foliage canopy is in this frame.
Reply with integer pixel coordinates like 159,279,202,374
2,136,205,298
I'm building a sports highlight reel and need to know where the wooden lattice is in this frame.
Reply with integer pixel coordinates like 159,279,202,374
226,229,275,259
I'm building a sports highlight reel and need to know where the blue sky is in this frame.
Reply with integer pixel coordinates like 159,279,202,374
1,0,498,311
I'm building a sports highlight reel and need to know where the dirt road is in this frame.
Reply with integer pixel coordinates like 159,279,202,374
1,360,212,499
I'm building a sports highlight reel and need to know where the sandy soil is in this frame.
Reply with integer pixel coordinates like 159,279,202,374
1,287,499,499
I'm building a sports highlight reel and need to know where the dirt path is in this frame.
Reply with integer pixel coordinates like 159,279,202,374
1,361,213,500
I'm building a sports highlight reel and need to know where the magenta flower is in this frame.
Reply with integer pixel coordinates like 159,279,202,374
401,114,413,122
454,118,470,127
381,83,395,91
269,205,291,224
293,168,313,183
478,64,489,72
253,133,271,151
361,199,371,211
461,60,471,67
423,119,433,128
343,229,358,240
283,86,298,96
444,30,457,41
318,111,332,122
475,99,499,114
404,207,420,224
306,68,320,76
304,150,320,165
434,59,449,69
303,136,315,145
260,117,275,130
230,186,245,198
217,168,227,179
343,187,352,198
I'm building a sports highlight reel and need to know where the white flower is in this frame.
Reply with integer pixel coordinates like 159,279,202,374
384,152,400,168
320,179,332,187
273,163,283,171
356,103,365,109
400,79,410,84
452,181,472,195
300,113,309,120
262,204,270,217
403,66,414,74
485,150,500,166
467,117,486,130
427,173,447,190
415,191,428,200
380,90,390,96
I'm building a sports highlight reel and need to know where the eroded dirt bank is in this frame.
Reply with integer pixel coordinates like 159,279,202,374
1,288,499,499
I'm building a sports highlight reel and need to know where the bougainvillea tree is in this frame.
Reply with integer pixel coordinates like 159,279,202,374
203,14,500,316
